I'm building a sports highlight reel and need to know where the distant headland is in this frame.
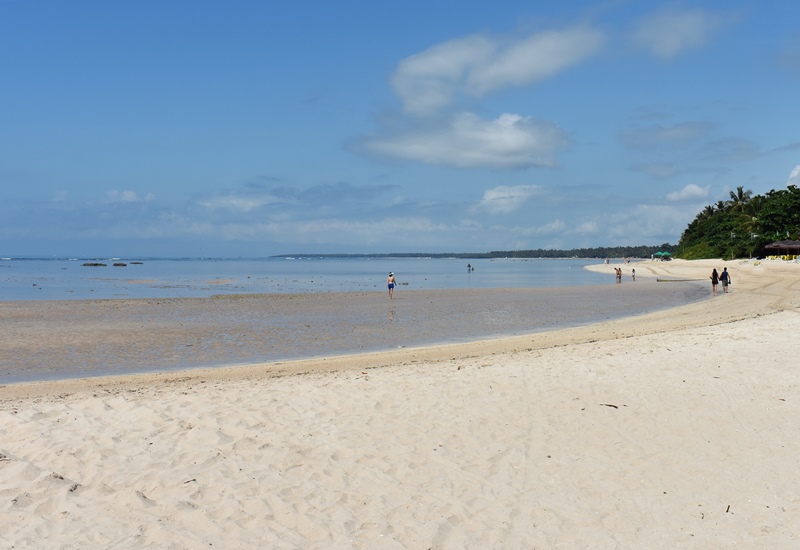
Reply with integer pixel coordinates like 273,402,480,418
273,244,677,260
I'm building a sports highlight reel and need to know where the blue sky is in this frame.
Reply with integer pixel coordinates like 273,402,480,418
2,1,799,257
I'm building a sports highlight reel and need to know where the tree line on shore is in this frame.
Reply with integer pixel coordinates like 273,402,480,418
676,184,800,260
285,244,676,260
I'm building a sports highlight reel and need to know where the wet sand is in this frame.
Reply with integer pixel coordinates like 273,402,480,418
2,259,799,549
0,273,704,383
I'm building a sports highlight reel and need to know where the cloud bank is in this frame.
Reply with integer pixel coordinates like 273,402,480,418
363,113,569,169
360,25,604,170
391,27,606,115
788,165,800,186
666,184,710,201
631,8,729,60
474,185,542,214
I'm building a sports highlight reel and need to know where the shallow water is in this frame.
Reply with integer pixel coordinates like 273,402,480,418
1,257,617,300
0,280,708,384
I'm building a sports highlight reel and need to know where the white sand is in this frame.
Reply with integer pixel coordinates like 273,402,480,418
1,259,799,549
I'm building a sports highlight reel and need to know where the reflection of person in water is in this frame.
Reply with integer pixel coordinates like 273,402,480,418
387,272,396,300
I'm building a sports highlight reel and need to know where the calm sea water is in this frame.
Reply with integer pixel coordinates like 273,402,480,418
3,257,708,383
0,256,618,301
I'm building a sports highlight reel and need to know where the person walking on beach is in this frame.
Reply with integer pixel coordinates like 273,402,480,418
711,268,719,295
720,267,731,293
387,272,396,300
631,268,636,282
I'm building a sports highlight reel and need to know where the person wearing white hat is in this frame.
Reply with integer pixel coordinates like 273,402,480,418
387,272,396,300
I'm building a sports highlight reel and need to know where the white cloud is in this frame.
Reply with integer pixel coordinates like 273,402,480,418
607,203,700,242
391,36,493,116
364,112,569,169
666,184,710,201
632,8,728,60
538,219,567,235
182,216,478,248
391,27,605,115
574,220,599,236
198,194,280,212
475,185,542,214
530,220,568,236
506,218,567,237
466,27,607,96
787,165,800,185
106,190,154,203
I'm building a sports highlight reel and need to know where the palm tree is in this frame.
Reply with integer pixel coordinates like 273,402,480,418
727,185,753,212
740,195,765,236
743,195,764,221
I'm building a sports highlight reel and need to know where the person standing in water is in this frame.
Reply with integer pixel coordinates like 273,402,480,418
387,272,396,300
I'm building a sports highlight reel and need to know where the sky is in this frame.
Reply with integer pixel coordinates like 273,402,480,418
2,1,799,257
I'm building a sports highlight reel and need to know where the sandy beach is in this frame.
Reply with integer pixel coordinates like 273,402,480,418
1,259,799,548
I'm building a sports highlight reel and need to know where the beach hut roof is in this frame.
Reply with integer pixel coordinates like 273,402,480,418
764,240,800,250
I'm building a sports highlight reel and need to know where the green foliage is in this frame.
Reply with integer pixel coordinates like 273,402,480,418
676,184,800,259
482,244,676,259
759,186,800,240
680,242,721,260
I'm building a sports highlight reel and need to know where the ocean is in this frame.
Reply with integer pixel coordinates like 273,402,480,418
0,256,619,301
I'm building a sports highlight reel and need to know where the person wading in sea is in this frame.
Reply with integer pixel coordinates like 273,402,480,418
387,272,396,300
